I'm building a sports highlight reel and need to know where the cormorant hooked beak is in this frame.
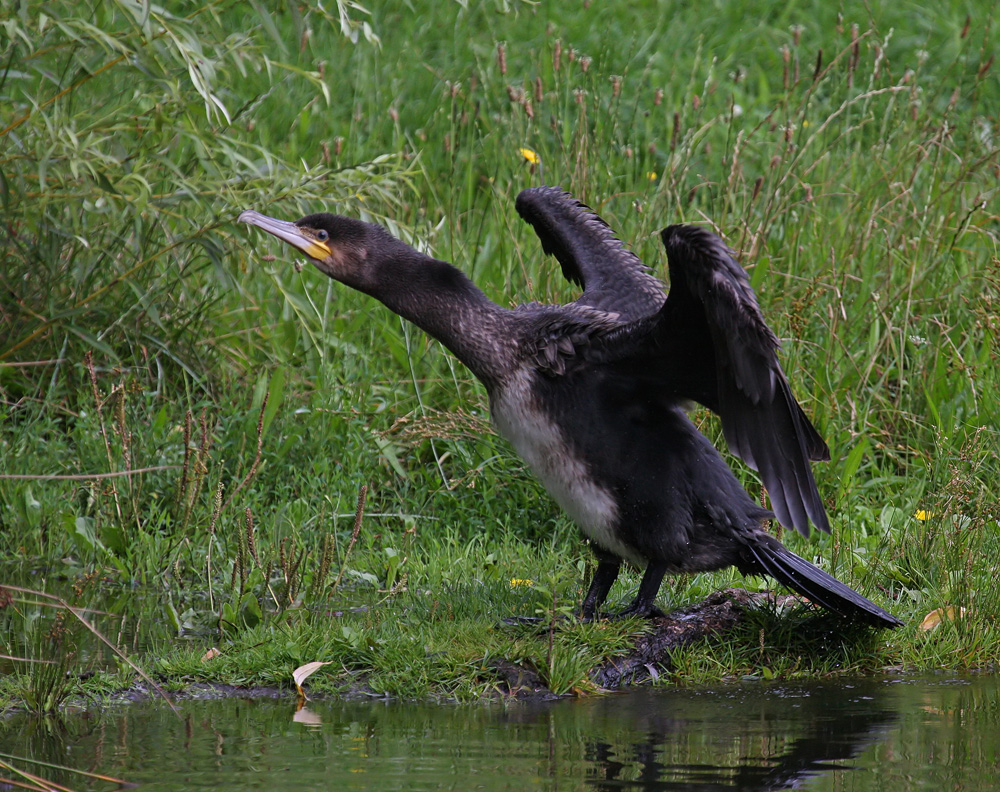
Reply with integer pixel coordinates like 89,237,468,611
238,210,332,262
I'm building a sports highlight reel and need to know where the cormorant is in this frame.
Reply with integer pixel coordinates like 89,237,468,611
238,186,901,628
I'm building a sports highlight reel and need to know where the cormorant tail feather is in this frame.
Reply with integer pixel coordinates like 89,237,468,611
742,538,902,629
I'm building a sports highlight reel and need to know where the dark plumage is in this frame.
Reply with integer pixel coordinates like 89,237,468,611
238,186,901,628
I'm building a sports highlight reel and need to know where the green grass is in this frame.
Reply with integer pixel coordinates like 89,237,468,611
1,0,998,709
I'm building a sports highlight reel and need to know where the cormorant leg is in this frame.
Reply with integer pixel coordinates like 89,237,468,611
613,562,668,619
581,556,622,621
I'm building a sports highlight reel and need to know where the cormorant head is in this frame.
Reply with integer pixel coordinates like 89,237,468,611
238,210,379,288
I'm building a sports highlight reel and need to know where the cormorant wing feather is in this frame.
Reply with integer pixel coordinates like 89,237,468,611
515,186,666,322
514,302,626,377
656,224,831,536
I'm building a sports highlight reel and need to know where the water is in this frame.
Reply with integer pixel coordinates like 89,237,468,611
3,675,999,790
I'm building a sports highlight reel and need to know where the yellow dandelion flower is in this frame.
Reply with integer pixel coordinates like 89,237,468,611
914,509,931,521
518,147,539,165
802,120,811,128
510,578,534,588
647,171,658,181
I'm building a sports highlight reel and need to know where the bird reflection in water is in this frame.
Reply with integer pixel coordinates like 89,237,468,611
577,683,896,791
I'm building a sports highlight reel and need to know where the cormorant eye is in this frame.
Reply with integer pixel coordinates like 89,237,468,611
316,230,329,242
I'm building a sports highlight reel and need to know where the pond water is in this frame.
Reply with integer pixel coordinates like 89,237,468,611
2,675,999,791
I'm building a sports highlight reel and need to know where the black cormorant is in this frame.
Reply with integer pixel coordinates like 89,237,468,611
238,186,901,628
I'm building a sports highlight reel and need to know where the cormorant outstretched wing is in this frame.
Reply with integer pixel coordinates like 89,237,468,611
515,186,666,322
515,187,830,536
653,224,831,535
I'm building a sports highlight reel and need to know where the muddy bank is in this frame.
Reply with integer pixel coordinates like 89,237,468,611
106,588,803,707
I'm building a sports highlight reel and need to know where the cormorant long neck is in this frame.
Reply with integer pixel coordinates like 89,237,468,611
356,242,515,389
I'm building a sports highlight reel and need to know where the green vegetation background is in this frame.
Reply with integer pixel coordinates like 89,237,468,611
1,0,997,706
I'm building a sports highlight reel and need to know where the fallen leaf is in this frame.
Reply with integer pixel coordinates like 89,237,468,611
201,647,221,661
293,661,333,697
919,606,967,632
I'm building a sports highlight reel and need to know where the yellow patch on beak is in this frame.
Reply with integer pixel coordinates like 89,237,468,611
238,210,331,263
302,240,332,261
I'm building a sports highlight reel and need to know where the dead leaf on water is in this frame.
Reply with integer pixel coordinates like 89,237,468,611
919,606,967,632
